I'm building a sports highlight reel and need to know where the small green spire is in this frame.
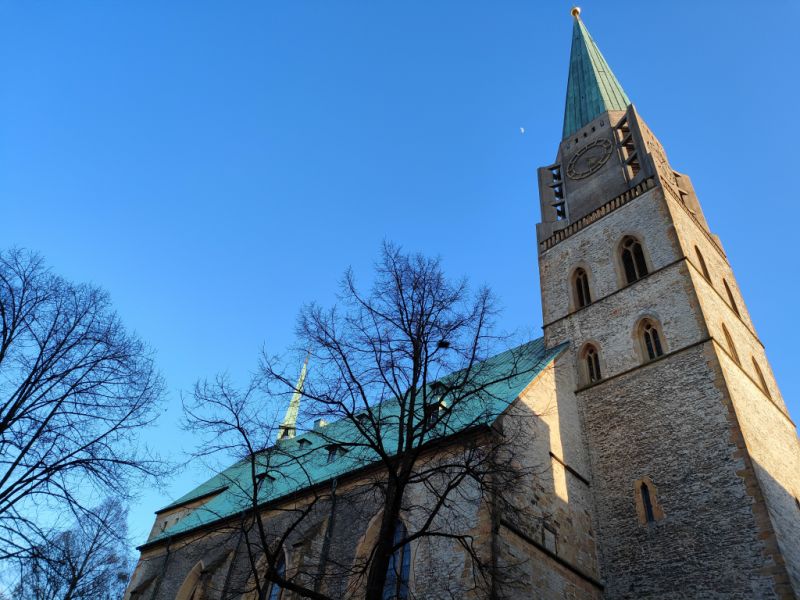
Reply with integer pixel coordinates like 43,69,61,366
563,9,630,139
277,353,309,441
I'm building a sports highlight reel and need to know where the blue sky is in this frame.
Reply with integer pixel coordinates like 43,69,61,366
1,1,798,544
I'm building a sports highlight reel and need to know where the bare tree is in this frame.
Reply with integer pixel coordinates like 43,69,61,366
12,498,131,600
182,371,332,600
182,243,537,599
0,248,165,562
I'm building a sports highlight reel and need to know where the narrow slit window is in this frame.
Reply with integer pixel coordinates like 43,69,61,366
574,268,592,308
751,358,771,398
722,324,740,365
723,280,740,316
640,483,655,523
621,236,648,284
641,319,664,361
695,247,710,280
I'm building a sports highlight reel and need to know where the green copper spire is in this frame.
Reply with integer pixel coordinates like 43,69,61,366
277,354,309,441
562,8,630,139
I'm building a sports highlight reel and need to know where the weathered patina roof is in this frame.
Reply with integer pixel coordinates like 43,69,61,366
563,10,630,139
145,338,564,547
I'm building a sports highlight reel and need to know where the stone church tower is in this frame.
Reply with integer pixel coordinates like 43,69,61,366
536,8,800,598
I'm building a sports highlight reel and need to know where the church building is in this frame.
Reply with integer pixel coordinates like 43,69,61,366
125,9,800,599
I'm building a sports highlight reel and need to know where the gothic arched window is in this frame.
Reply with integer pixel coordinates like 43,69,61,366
175,562,204,600
582,344,602,383
573,268,592,308
634,477,663,525
752,357,771,398
723,279,740,316
695,246,710,281
721,324,739,366
267,554,286,600
383,521,410,600
621,236,648,284
639,319,664,361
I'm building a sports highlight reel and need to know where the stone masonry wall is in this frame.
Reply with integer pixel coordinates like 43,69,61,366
539,181,795,597
126,457,491,599
663,191,800,596
496,358,600,592
578,345,781,598
716,347,800,597
539,187,681,331
663,188,785,409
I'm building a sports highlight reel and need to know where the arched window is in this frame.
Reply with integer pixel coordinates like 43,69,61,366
640,319,664,361
694,246,710,280
721,324,739,365
634,477,663,525
175,562,203,600
582,344,602,383
621,236,648,284
266,554,286,600
751,358,771,398
383,521,410,600
573,268,592,308
723,279,740,316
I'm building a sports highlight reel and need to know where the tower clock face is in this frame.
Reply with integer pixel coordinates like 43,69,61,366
566,138,614,180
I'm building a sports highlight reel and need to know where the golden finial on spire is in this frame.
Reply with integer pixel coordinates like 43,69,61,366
571,6,581,19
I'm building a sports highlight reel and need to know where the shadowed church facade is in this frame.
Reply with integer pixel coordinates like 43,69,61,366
126,10,800,599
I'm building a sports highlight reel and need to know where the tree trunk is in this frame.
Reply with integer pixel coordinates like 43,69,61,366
363,480,403,600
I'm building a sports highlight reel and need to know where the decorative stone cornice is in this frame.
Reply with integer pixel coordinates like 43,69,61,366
540,177,656,252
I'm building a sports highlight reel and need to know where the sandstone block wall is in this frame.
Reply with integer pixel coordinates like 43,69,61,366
126,459,493,599
539,187,681,330
664,188,800,596
539,167,797,598
578,346,782,598
495,358,602,598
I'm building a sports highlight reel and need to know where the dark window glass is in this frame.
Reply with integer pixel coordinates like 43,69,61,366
642,320,664,360
585,345,601,382
621,236,648,284
267,555,285,600
622,249,638,283
641,483,655,523
574,268,592,308
383,521,410,600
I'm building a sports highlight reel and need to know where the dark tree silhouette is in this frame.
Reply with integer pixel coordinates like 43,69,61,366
12,499,132,600
0,248,165,562
184,243,536,599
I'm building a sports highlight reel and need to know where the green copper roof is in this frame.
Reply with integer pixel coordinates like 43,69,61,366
143,338,566,547
563,14,630,139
